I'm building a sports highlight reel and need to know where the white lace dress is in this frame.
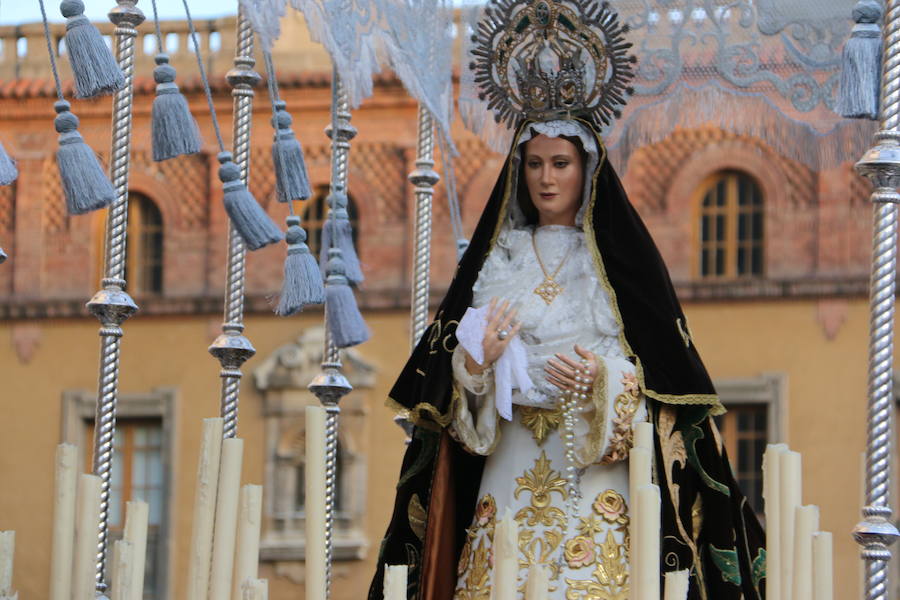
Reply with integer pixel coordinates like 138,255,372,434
451,225,646,600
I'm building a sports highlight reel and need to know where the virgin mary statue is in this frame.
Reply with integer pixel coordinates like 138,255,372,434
369,1,766,598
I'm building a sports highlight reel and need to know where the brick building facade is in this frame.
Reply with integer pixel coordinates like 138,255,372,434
0,12,885,600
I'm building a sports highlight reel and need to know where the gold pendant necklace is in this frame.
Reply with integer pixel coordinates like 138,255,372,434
532,230,575,305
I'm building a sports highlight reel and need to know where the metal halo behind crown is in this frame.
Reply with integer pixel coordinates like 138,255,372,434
470,0,636,130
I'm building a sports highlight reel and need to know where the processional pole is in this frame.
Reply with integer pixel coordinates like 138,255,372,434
852,0,900,597
208,9,261,440
408,106,439,348
308,66,356,596
86,0,143,591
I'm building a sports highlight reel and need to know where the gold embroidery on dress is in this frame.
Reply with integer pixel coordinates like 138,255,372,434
600,372,642,465
514,451,568,592
408,494,427,542
454,494,497,600
658,406,707,600
515,451,569,528
520,405,563,444
563,489,630,600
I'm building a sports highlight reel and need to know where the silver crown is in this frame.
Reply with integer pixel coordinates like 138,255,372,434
470,0,636,129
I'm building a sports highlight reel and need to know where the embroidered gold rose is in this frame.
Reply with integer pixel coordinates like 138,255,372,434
599,371,643,465
593,489,627,524
565,535,596,568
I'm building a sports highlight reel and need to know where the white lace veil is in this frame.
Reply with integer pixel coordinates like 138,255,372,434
504,120,601,231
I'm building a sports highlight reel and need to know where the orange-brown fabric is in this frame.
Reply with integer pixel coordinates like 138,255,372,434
420,430,460,600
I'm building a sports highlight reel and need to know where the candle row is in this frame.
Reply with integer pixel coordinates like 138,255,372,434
48,443,149,600
186,418,267,600
763,444,832,600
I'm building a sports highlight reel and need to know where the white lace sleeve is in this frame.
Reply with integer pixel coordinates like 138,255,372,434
451,345,501,455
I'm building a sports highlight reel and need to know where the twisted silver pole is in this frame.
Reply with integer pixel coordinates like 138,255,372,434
208,10,260,440
308,67,355,598
852,2,900,597
391,106,441,442
409,106,439,347
86,0,144,592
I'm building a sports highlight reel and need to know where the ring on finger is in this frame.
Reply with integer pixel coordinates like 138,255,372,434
496,328,510,341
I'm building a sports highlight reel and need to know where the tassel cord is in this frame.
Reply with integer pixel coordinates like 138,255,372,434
180,0,227,153
37,0,66,102
150,0,164,52
263,49,282,119
437,133,466,251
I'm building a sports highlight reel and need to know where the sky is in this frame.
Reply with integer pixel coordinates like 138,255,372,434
0,0,484,25
0,0,235,25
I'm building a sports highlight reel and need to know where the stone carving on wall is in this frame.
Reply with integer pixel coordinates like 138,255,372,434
253,325,376,573
10,322,41,364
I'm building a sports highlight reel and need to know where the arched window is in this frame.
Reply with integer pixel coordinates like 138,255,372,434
697,171,764,279
302,184,359,258
126,194,164,295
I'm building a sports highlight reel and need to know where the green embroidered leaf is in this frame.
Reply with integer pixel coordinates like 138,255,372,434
682,409,730,496
752,548,766,589
710,545,742,585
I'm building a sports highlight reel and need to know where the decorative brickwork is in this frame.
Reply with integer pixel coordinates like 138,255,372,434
41,157,67,234
250,150,277,209
433,137,495,219
353,142,406,223
150,152,210,228
626,128,816,214
0,184,14,234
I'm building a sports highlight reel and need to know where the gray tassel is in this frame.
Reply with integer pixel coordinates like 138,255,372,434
276,215,324,316
457,238,470,260
272,101,312,202
319,192,363,285
152,54,202,161
54,100,115,215
0,141,17,186
837,0,883,120
60,0,125,98
324,247,370,348
218,151,282,251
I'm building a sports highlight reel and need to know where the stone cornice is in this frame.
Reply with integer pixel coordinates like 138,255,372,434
0,277,878,320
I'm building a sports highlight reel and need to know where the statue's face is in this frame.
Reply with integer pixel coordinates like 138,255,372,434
523,134,584,227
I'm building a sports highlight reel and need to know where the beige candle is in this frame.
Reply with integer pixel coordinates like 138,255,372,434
812,532,832,600
50,443,78,600
186,418,224,600
524,564,549,600
209,437,245,600
232,485,263,600
791,505,818,600
123,501,148,600
492,508,519,600
110,540,133,600
383,564,408,600
73,474,102,600
635,485,661,600
241,578,268,600
306,406,327,600
663,569,689,600
629,446,652,600
0,531,13,597
779,450,801,600
763,443,788,600
633,421,654,451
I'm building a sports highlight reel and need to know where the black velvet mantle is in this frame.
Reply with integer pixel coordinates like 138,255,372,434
369,120,764,600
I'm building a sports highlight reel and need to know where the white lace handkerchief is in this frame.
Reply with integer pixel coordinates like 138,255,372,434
456,305,534,421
